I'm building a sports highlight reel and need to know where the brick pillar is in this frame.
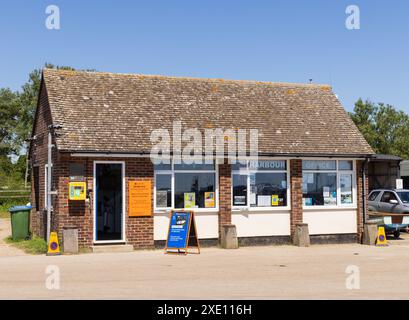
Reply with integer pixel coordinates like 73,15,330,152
290,159,303,240
356,160,368,244
125,158,155,249
218,163,232,240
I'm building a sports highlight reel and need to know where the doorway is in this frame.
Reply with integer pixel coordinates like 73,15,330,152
94,162,125,242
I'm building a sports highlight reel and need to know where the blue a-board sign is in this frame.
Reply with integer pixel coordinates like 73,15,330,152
167,211,191,249
165,210,200,254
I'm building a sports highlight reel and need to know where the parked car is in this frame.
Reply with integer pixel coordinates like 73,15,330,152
368,189,409,214
368,189,409,238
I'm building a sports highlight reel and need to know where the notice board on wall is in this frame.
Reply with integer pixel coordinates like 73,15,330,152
129,181,152,217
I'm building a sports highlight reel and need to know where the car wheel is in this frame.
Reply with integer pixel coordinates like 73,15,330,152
394,231,401,239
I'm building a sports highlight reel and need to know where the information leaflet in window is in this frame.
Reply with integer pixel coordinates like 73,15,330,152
184,193,196,208
156,190,168,208
234,196,246,206
271,195,279,206
205,192,215,208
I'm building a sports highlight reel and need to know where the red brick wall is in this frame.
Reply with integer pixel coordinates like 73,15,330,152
30,80,58,239
290,159,303,239
218,163,232,237
356,160,369,243
54,156,93,248
125,158,154,249
55,156,154,249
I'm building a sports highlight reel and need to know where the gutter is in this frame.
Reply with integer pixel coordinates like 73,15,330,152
64,150,374,159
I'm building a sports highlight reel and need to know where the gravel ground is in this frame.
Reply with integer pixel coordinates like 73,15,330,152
0,221,409,299
0,218,27,257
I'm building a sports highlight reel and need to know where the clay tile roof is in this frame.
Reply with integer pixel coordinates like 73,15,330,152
42,68,374,156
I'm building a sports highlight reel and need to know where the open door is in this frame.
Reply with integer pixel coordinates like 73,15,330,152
94,162,125,242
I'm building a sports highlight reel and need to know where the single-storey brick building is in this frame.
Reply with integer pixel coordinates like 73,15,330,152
29,69,374,249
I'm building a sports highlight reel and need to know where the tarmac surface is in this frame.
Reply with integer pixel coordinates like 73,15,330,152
0,218,409,300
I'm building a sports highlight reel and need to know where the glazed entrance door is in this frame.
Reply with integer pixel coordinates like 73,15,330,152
94,162,124,242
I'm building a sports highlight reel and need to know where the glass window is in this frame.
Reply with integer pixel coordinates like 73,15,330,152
154,161,217,210
250,172,287,207
339,161,353,171
233,174,247,206
397,192,409,204
381,192,398,203
154,163,172,171
369,191,381,201
69,163,85,181
174,173,216,209
302,160,356,207
231,162,247,171
302,160,336,171
303,173,337,206
155,174,171,208
174,163,215,171
340,174,353,204
232,160,288,208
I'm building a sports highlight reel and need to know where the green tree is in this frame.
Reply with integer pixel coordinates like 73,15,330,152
350,99,409,159
0,64,76,189
0,88,20,155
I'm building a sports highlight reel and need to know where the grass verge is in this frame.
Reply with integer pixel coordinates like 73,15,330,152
5,236,48,255
0,211,9,219
0,198,30,219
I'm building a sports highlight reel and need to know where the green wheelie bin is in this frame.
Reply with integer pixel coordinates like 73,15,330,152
9,205,32,240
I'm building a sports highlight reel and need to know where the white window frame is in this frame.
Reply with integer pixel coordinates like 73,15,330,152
302,159,357,210
231,159,291,212
154,161,219,213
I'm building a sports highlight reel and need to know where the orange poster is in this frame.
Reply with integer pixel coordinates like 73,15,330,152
129,181,152,217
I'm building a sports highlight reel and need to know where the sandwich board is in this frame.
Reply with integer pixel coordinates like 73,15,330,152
165,210,200,255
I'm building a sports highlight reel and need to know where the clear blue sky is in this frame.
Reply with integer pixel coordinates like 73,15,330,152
1,0,408,113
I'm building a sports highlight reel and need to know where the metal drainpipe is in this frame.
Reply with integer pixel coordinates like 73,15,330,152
47,130,54,245
362,158,369,225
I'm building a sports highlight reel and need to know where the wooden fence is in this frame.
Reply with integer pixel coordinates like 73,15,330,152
0,190,31,199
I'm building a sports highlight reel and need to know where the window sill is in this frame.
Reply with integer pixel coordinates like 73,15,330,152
154,208,219,214
232,207,291,213
303,205,358,210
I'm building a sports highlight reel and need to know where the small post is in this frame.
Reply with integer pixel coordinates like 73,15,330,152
63,227,79,254
293,223,310,247
220,224,239,249
363,220,379,246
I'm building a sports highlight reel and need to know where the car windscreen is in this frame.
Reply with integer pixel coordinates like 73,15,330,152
397,192,409,203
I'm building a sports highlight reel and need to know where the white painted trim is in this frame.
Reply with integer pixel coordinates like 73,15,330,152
72,153,369,160
73,153,147,158
93,240,126,245
93,161,126,244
